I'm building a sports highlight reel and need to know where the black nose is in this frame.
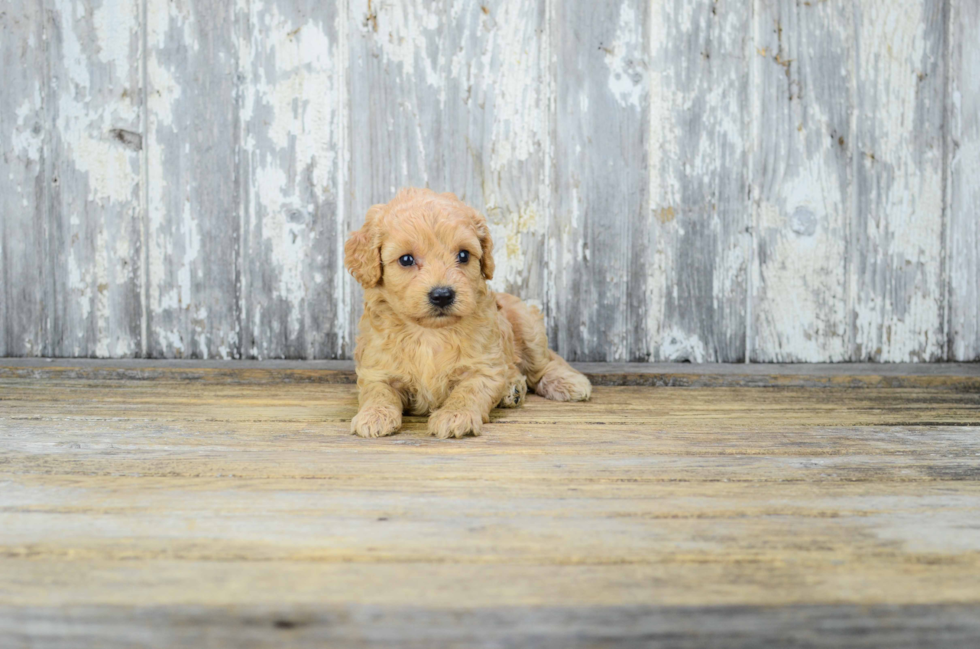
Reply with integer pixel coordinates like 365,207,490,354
428,286,456,309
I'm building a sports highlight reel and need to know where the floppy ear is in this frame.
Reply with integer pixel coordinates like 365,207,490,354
344,205,384,288
467,207,495,280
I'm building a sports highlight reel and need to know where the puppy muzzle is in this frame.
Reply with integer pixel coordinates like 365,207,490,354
428,286,456,311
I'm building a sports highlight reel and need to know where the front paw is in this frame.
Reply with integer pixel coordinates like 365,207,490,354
428,408,484,439
351,407,401,438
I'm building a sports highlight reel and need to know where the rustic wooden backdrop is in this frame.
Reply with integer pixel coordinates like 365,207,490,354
1,0,977,362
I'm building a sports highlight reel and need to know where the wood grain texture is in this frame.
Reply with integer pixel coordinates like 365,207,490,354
348,0,447,208
0,1,47,356
554,0,649,361
1,373,979,645
4,604,980,649
751,0,851,362
44,0,144,357
948,0,980,361
239,0,345,359
646,0,751,363
851,0,947,362
443,0,550,308
144,0,242,358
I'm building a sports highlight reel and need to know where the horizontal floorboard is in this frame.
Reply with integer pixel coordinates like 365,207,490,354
3,604,980,649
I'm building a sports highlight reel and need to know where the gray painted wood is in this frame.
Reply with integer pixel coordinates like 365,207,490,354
442,0,550,311
851,0,947,362
44,0,143,357
554,0,649,362
751,0,852,362
646,0,751,362
144,0,242,358
0,1,47,357
1,0,978,362
348,0,448,210
239,0,345,359
948,0,980,361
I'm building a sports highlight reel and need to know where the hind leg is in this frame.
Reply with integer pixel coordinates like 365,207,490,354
495,293,592,402
532,349,592,401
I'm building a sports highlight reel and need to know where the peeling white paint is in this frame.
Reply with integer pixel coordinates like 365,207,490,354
460,1,544,170
93,0,137,72
753,153,849,362
851,0,944,362
11,99,44,161
446,0,549,303
54,0,140,206
2,0,974,361
604,2,646,109
69,136,138,205
243,2,341,354
948,0,980,361
145,46,181,351
67,250,91,323
486,203,543,292
371,1,444,93
43,0,143,358
646,3,676,354
659,328,707,363
644,0,748,362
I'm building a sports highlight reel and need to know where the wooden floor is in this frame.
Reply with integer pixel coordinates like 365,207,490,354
2,362,980,648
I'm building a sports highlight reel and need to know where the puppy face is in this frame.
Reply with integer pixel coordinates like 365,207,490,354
345,188,495,328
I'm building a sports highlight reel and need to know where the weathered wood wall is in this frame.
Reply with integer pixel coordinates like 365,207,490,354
1,0,977,362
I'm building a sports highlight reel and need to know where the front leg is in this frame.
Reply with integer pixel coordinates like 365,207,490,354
351,381,403,438
428,372,505,439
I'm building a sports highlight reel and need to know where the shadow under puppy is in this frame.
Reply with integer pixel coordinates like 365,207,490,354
345,187,591,439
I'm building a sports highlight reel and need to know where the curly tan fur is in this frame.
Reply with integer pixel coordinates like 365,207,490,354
345,188,591,439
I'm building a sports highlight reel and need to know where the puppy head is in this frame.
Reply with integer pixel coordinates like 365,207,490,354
345,187,495,328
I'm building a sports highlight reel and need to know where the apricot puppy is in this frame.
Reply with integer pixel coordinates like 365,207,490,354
345,187,591,439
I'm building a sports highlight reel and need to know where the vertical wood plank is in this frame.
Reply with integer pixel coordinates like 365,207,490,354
348,0,447,204
0,1,47,356
348,0,549,346
347,0,448,343
442,0,550,308
44,0,143,357
145,0,241,358
554,0,649,361
850,0,946,362
947,0,980,361
645,0,750,362
239,0,344,359
750,0,851,362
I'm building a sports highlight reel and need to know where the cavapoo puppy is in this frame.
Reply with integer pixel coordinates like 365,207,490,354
345,187,592,439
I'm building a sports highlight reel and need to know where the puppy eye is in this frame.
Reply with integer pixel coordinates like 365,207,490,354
398,254,415,267
457,250,470,264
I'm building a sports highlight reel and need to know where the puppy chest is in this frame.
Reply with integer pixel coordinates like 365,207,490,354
397,341,458,410
361,322,505,414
